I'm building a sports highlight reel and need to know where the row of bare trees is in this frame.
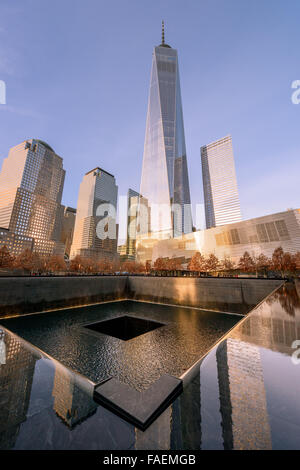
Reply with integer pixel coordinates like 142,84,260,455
0,247,67,273
153,257,184,271
186,247,300,277
69,256,146,274
0,245,299,277
153,252,232,273
0,247,147,275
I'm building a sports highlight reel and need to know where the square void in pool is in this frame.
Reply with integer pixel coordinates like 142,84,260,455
84,315,165,341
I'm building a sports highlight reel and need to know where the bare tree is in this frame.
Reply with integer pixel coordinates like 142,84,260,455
169,258,183,271
78,258,94,274
158,257,182,275
111,259,121,273
98,259,113,274
188,252,206,272
269,247,297,277
271,247,286,277
205,253,219,272
145,260,151,273
69,255,85,273
134,262,146,274
294,252,300,270
153,257,167,272
121,260,146,274
46,255,66,273
254,253,270,277
0,246,14,268
282,252,297,276
238,251,255,273
222,257,236,272
14,249,41,273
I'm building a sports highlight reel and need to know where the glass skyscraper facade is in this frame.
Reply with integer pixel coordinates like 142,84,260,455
121,188,150,260
140,24,193,239
60,206,76,258
0,139,65,256
70,167,118,261
201,135,242,229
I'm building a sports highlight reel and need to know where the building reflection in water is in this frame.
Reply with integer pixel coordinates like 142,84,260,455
135,408,172,450
233,282,300,355
52,365,97,428
176,339,273,450
172,373,201,450
0,327,99,448
216,339,272,450
0,330,37,449
169,282,300,450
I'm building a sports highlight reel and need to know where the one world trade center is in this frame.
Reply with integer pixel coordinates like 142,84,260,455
140,22,193,239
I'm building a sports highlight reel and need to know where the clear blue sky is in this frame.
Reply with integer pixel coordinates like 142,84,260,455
0,0,299,236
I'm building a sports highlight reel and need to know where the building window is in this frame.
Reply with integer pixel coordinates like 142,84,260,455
275,220,290,240
265,222,279,242
256,224,269,243
230,228,240,244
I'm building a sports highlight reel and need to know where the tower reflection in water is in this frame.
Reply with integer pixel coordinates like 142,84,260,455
216,339,272,450
52,365,97,428
0,328,98,449
0,330,37,449
185,282,300,450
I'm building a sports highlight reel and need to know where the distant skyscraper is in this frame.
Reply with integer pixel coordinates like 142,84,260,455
70,167,118,261
140,22,192,238
60,206,76,258
122,188,150,261
201,135,242,229
0,139,65,256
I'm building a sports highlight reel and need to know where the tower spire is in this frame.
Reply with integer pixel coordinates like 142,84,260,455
159,20,171,48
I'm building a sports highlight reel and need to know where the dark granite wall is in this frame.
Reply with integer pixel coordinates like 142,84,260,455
127,277,283,314
0,276,128,317
0,275,282,318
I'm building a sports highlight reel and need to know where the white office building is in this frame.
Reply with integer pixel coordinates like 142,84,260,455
201,135,242,229
70,167,118,261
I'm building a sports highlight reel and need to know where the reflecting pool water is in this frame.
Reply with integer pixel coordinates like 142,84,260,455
1,282,300,449
1,301,239,390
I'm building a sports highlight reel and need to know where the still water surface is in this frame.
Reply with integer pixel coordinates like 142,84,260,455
1,300,240,390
